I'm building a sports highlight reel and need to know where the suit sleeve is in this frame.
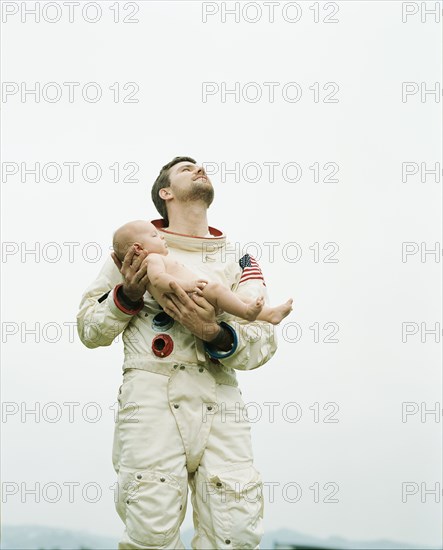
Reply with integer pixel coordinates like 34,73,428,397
204,254,277,371
76,255,141,349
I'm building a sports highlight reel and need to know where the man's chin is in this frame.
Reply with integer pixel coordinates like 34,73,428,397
189,186,214,206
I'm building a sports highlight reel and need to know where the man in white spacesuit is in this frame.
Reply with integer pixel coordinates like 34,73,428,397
77,156,277,549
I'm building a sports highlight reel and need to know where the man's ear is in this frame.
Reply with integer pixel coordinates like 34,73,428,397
159,187,172,201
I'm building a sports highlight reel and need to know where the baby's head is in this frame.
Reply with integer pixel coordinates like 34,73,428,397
113,220,168,262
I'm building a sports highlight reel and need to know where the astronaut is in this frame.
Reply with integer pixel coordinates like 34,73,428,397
77,156,277,549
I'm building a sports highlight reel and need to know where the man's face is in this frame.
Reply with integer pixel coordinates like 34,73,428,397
167,161,214,206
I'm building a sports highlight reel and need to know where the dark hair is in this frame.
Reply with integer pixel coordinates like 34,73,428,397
151,156,196,225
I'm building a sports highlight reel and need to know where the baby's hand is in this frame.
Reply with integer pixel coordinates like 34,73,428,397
179,279,207,293
187,279,208,295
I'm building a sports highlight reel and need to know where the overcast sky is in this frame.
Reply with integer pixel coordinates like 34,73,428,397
1,1,442,547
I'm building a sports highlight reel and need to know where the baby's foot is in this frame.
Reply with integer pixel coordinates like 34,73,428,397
268,299,293,325
245,296,265,321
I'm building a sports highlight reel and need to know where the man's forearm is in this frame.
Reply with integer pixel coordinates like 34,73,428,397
77,257,139,349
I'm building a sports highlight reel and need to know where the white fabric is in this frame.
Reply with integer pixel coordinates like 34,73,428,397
77,224,277,548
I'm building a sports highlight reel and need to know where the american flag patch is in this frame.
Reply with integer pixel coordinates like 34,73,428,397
238,254,266,286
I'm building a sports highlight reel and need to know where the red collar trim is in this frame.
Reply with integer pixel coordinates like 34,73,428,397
151,219,224,239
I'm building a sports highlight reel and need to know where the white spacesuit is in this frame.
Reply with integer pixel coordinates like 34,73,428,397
77,220,277,549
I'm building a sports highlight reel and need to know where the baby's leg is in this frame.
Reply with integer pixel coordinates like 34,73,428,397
202,282,265,321
256,299,293,325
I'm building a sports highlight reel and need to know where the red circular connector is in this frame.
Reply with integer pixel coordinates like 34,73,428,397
151,334,174,358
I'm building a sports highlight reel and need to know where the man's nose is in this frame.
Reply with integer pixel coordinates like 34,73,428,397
196,165,206,176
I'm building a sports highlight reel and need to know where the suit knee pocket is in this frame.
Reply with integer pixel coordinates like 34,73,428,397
207,464,264,549
116,468,183,547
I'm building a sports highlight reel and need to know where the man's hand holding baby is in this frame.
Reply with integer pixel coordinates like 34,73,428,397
112,245,150,302
162,281,221,342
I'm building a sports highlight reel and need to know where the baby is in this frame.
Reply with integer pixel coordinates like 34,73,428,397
113,220,293,325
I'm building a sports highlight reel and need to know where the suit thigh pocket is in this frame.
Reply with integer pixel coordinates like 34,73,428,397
206,464,264,549
116,467,184,547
